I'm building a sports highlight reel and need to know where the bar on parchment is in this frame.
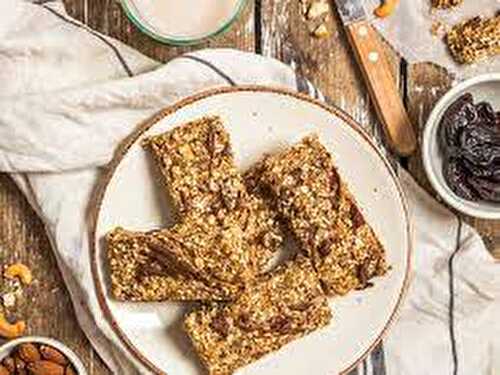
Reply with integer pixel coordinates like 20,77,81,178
446,15,500,64
259,136,388,296
431,0,463,9
184,256,332,375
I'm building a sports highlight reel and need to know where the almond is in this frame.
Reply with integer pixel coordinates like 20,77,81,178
26,361,64,375
39,346,68,366
0,364,9,375
18,343,41,363
2,356,15,372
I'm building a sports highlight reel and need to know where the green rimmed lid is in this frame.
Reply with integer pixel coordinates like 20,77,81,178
120,0,248,45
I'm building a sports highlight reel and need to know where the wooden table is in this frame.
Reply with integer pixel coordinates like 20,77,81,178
0,1,498,373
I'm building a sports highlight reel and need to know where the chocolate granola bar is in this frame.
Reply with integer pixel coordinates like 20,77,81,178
107,227,233,301
446,15,500,64
259,136,388,296
184,256,332,375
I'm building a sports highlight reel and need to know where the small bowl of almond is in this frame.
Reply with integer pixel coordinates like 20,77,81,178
0,336,86,375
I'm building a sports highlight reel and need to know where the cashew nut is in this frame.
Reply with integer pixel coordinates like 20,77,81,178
0,312,26,339
374,0,399,18
4,263,32,285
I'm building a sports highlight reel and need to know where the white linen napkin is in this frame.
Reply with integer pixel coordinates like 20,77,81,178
1,1,499,374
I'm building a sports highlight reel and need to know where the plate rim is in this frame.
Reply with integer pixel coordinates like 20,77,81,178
88,85,412,375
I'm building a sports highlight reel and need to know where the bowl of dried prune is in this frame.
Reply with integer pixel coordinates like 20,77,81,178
422,74,500,219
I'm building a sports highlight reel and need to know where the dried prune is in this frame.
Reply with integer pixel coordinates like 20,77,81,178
443,158,480,201
439,93,500,203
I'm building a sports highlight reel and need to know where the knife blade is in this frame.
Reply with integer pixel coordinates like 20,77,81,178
332,0,417,156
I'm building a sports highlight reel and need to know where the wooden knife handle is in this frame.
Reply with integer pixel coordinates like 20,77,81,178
345,21,417,156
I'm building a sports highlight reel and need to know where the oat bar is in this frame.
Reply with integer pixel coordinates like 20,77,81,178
184,256,332,375
259,136,388,296
446,15,500,64
107,227,232,301
143,116,246,216
431,0,463,9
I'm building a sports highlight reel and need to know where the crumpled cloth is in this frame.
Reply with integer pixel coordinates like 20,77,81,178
365,0,500,79
1,1,499,374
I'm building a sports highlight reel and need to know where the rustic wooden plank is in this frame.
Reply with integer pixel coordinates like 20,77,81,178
259,0,403,154
406,63,500,258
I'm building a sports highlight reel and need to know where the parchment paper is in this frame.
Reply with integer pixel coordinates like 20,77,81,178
364,0,500,79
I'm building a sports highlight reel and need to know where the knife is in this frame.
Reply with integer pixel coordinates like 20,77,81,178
333,0,417,156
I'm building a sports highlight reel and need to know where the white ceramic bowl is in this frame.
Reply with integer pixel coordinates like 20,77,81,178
422,73,500,219
0,336,87,375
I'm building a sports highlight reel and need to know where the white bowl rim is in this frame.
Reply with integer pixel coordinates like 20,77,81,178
422,73,500,220
0,336,87,375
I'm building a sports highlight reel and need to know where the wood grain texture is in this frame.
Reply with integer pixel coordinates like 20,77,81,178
259,0,402,154
0,1,497,374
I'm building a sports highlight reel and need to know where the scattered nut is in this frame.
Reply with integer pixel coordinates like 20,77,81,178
39,346,68,366
18,343,41,363
0,365,8,375
312,23,330,38
4,263,33,285
0,312,26,339
374,0,399,18
26,361,65,375
2,293,16,309
307,1,329,20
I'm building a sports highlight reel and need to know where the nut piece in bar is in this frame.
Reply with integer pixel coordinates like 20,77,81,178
107,227,234,302
446,15,500,64
184,256,332,375
259,136,388,296
431,0,463,9
144,116,282,272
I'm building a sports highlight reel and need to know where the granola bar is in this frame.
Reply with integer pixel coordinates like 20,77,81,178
431,0,463,9
143,116,246,216
107,227,233,301
184,256,332,375
446,15,500,64
144,117,282,272
259,136,388,296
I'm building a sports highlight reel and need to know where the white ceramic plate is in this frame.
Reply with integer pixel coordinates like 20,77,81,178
90,86,411,375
